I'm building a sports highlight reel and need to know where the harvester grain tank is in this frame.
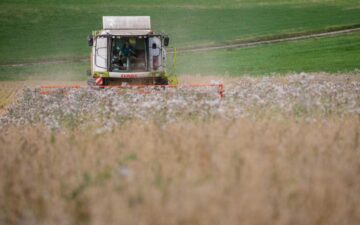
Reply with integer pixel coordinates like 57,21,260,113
87,16,170,86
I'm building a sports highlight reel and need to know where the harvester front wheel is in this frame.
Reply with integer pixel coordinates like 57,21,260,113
155,77,169,85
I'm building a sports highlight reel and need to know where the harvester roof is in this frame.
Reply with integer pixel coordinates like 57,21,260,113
103,16,151,30
101,16,152,36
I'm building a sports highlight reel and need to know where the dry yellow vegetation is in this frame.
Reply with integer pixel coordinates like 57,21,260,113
0,80,84,114
1,118,360,225
0,82,25,113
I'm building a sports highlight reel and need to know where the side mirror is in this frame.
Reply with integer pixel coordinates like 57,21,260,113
87,35,93,47
164,36,170,47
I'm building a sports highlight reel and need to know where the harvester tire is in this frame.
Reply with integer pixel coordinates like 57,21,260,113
156,77,169,85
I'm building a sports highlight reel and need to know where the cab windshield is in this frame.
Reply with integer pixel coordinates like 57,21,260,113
110,37,147,72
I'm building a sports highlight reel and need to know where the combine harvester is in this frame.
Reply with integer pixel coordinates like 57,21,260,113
39,16,224,98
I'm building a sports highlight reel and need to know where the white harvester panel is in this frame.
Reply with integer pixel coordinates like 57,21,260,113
149,37,163,71
103,16,151,30
93,37,108,72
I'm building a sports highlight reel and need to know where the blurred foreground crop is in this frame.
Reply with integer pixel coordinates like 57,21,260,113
0,74,360,225
1,118,360,225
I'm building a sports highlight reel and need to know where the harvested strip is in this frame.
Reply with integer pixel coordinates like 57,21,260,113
1,74,360,130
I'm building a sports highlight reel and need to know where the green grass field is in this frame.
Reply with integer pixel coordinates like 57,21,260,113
176,33,360,76
0,0,359,79
1,33,359,81
0,0,359,64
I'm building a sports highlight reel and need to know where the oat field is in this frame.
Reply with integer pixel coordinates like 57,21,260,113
0,73,360,225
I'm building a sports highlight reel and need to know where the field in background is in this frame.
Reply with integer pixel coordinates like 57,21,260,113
0,62,87,81
0,0,359,64
1,32,359,81
177,33,360,76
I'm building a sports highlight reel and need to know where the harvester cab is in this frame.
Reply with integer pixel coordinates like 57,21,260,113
87,16,171,86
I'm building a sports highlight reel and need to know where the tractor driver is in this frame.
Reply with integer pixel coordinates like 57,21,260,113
121,41,135,70
111,53,126,71
121,42,135,57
